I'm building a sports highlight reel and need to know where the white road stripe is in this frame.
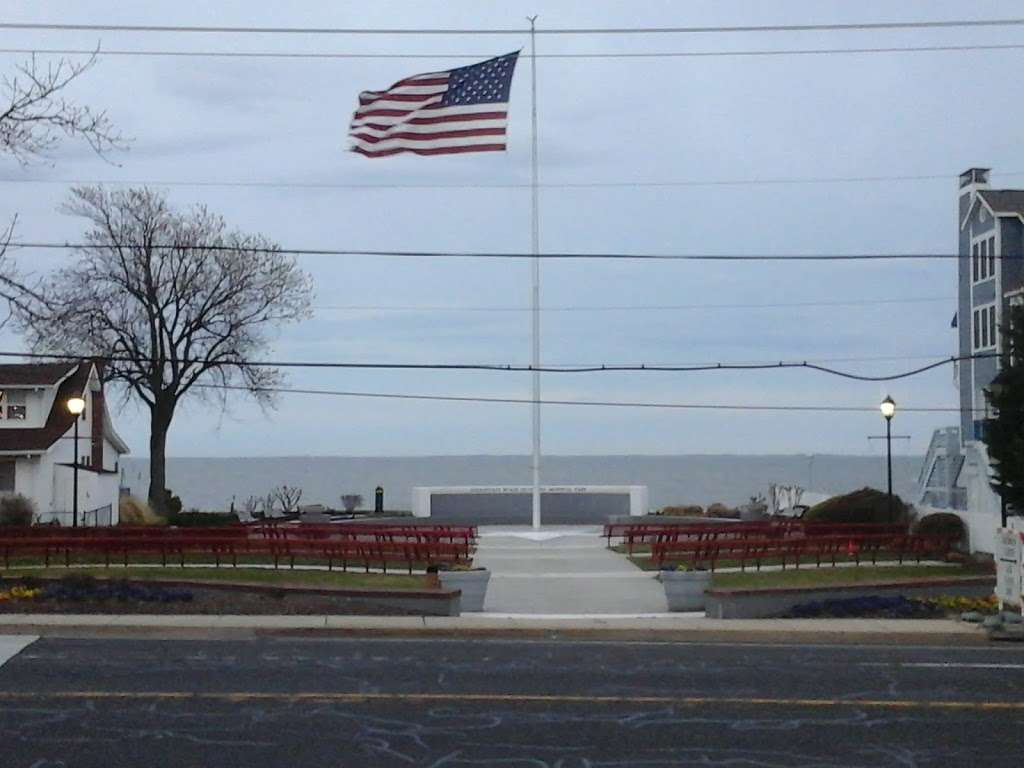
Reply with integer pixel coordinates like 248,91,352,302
859,662,1024,670
0,635,37,667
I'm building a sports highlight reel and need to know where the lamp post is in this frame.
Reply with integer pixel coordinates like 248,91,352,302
67,395,86,528
880,395,896,519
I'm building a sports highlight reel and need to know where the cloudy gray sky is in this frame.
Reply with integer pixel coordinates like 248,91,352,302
1,0,1021,459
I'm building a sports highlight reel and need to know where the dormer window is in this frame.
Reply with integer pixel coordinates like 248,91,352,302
0,390,26,420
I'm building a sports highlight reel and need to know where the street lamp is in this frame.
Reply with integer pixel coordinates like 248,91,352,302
880,395,896,519
67,395,86,528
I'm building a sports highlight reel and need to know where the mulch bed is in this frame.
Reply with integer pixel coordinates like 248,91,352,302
0,577,429,616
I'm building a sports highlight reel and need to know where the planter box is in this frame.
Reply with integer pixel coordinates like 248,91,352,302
704,576,996,619
658,570,712,612
438,569,491,612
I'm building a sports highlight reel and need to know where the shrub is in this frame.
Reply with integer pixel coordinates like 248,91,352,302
660,505,703,517
913,512,966,543
340,494,363,512
157,489,184,516
803,487,909,525
0,494,36,526
705,502,739,519
168,511,240,527
118,496,166,526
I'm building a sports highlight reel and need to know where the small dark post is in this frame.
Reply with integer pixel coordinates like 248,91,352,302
375,486,384,514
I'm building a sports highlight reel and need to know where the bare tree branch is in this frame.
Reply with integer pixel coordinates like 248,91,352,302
14,186,315,513
0,51,128,165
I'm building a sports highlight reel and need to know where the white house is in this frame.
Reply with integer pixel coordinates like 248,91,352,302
0,360,129,525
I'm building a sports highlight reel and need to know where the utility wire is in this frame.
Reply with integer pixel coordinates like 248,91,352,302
1,241,992,260
4,172,1023,191
0,350,993,383
314,296,953,312
193,382,970,414
4,18,1024,35
3,43,1024,60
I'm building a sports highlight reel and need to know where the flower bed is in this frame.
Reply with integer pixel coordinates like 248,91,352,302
782,594,999,619
0,574,458,616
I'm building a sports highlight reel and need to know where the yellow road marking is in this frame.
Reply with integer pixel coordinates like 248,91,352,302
0,691,1021,710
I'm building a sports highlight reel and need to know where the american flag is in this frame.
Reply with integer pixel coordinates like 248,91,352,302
349,52,519,158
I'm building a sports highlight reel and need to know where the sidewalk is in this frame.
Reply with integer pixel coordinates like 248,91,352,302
0,613,991,645
474,526,667,613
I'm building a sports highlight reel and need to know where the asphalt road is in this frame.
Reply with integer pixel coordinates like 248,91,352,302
1,635,1023,767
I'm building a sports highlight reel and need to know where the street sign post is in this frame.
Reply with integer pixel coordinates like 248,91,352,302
995,523,1024,611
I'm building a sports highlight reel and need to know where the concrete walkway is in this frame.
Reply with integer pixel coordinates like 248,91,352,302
473,526,668,614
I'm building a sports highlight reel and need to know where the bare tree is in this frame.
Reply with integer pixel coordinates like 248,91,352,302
261,492,278,519
242,495,262,521
0,52,125,324
15,186,314,513
273,485,303,515
1,52,126,165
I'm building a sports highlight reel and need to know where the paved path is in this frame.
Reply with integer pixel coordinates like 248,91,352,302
473,526,668,614
1,637,1022,767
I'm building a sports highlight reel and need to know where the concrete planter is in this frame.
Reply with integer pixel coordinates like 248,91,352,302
438,569,491,612
658,569,712,612
704,576,996,619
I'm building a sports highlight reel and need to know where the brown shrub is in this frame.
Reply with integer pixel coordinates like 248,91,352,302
660,505,704,517
118,496,167,526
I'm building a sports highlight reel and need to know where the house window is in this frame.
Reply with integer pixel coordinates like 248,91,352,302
0,390,26,420
974,303,998,351
0,461,13,492
971,235,998,283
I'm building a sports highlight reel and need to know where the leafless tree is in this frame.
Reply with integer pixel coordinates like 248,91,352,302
15,186,314,513
0,52,125,324
273,485,304,515
1,52,126,165
261,492,278,519
242,495,262,521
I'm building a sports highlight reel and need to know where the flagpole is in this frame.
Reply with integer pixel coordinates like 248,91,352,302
528,15,541,531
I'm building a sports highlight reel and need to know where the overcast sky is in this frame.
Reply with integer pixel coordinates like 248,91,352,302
1,0,1021,459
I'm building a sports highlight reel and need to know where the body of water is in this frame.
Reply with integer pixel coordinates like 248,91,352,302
121,454,923,513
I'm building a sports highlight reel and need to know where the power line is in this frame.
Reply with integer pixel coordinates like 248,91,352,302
4,172,1023,191
4,18,1024,35
193,381,969,414
2,241,988,260
3,42,1024,60
314,296,953,312
0,350,993,383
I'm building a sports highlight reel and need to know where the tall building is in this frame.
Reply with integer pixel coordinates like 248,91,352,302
918,167,1024,551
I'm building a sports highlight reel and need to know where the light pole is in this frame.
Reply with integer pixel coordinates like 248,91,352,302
67,395,86,528
880,395,896,518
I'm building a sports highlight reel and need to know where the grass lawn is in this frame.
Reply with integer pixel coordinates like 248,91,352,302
1,566,432,591
710,565,982,591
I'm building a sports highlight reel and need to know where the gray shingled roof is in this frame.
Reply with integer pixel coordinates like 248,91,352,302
979,189,1024,216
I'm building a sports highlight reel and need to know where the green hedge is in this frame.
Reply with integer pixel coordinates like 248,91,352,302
168,511,240,527
803,487,908,525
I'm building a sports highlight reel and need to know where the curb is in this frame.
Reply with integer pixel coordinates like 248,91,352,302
0,614,997,646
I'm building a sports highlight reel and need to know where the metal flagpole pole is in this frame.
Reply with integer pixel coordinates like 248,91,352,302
528,15,541,530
